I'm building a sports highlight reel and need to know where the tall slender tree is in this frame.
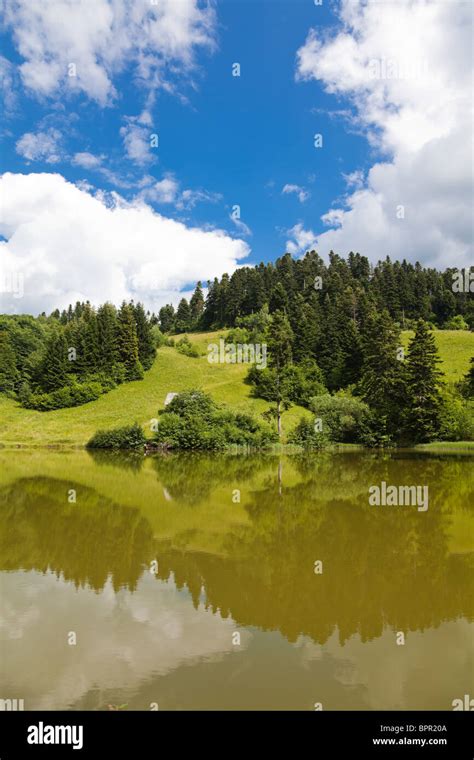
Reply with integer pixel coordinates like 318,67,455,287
403,319,444,442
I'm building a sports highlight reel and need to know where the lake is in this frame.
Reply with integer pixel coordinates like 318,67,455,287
0,448,473,711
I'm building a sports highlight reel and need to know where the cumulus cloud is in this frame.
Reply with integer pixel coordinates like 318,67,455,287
296,0,473,268
0,172,250,315
3,0,217,106
138,174,221,209
72,152,104,169
282,183,310,203
285,223,317,256
15,128,63,163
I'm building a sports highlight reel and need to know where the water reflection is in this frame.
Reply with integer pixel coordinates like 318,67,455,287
0,450,472,709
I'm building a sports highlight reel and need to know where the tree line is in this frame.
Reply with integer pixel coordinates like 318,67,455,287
0,301,156,410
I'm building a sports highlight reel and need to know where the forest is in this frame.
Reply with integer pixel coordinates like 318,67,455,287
0,252,472,447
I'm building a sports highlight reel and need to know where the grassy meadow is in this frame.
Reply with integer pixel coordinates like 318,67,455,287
0,329,472,447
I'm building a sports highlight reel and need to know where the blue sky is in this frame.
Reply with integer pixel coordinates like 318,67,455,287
0,0,471,313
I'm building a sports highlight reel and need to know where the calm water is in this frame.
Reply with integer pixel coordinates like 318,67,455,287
0,448,473,711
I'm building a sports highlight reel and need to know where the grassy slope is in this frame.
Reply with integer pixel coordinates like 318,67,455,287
0,329,472,447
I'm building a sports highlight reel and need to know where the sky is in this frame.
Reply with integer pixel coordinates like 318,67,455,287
0,0,472,314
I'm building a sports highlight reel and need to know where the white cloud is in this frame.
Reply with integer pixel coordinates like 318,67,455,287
285,223,317,256
177,188,222,210
321,209,344,228
282,183,310,203
15,128,63,163
3,0,217,106
0,172,250,315
230,215,252,238
342,170,364,190
120,115,157,166
296,0,473,268
138,174,221,209
141,174,179,204
72,152,103,169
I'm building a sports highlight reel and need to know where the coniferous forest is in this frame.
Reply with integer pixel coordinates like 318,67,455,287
0,252,472,447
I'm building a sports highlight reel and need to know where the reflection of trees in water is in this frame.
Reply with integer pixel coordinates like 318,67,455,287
151,452,272,505
153,455,474,645
86,449,145,472
1,454,472,647
0,477,153,592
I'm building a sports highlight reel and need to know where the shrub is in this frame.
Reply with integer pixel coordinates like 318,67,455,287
287,417,330,449
247,359,326,407
154,389,277,450
86,422,146,449
176,335,200,358
443,315,469,330
25,380,104,411
309,392,371,443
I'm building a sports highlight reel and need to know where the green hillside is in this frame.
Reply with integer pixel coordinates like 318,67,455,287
0,329,472,447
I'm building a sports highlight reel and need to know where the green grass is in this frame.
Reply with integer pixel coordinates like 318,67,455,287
0,330,309,446
0,328,472,447
401,329,473,383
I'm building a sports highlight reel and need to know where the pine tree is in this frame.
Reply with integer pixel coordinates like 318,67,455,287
269,282,289,314
159,304,175,333
117,303,143,380
175,298,192,333
403,319,444,442
266,310,294,436
97,302,119,371
133,302,155,370
359,309,405,434
190,282,205,327
40,332,69,391
0,332,19,393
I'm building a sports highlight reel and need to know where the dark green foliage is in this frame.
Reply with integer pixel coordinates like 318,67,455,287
154,390,277,450
117,302,144,380
174,298,192,333
287,418,330,449
25,381,104,411
133,302,156,370
0,299,156,410
190,282,204,326
158,304,175,333
39,332,69,391
0,332,19,394
247,359,325,408
358,309,405,433
86,422,146,450
402,320,444,443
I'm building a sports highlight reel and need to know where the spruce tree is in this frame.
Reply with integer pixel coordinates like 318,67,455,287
175,298,192,333
403,319,444,442
133,302,155,370
40,332,69,391
97,303,119,372
158,304,175,334
117,303,143,380
190,282,205,327
0,332,19,393
266,310,294,436
359,309,405,435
